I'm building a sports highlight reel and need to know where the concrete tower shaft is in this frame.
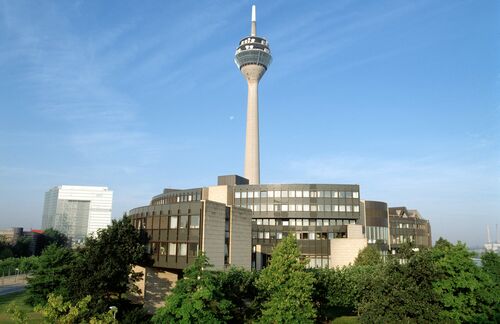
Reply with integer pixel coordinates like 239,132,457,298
234,5,272,185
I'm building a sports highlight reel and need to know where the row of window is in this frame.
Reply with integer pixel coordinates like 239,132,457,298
153,192,201,205
240,203,360,213
253,218,356,227
254,231,347,240
150,242,199,257
366,226,389,244
235,190,359,199
138,215,200,230
392,223,427,229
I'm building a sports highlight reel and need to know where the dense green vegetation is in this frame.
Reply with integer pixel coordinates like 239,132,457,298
0,291,43,324
3,217,498,323
22,216,151,323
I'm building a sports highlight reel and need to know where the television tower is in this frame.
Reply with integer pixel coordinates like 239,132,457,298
234,5,272,185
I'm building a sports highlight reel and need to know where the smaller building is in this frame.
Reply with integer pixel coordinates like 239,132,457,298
42,185,113,243
389,207,432,250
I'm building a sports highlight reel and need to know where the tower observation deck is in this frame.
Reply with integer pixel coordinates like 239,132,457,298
235,5,272,185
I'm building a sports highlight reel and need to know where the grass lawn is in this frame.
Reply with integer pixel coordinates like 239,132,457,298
331,315,359,323
0,291,43,323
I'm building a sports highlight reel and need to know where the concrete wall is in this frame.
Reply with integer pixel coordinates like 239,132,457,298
132,265,179,313
202,201,226,270
206,186,231,205
229,206,252,270
330,225,367,268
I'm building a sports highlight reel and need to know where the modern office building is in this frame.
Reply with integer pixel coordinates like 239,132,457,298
42,185,113,242
129,6,432,309
388,207,432,249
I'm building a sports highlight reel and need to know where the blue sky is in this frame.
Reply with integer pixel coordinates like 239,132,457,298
0,0,498,247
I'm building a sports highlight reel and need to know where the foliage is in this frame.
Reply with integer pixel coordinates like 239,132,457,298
36,229,69,255
353,245,382,266
0,291,43,323
0,256,39,276
358,249,441,323
26,245,75,306
36,294,117,324
255,235,316,323
215,267,259,322
12,236,32,258
481,251,500,285
7,302,30,324
432,238,499,323
152,253,233,324
67,216,148,306
312,265,380,321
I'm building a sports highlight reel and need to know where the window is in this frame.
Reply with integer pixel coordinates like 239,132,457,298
274,204,281,211
310,191,317,198
277,232,283,239
282,220,289,226
339,192,346,198
346,192,353,198
281,190,288,198
256,219,262,225
254,191,260,198
346,205,352,212
304,204,310,211
339,205,346,212
261,204,267,212
260,191,268,198
354,205,360,212
318,205,324,212
168,243,176,256
179,243,187,256
353,192,359,198
170,216,178,229
323,219,329,226
333,191,338,198
303,219,309,226
160,243,167,255
310,219,316,226
300,232,309,240
289,190,296,198
258,232,264,239
282,204,288,212
324,190,332,198
297,204,303,211
179,216,188,228
268,190,274,198
242,192,247,199
311,205,317,212
333,205,339,212
263,219,269,226
190,215,200,229
303,190,310,197
296,190,303,198
254,204,260,212
309,232,315,240
248,191,254,198
296,219,302,226
274,190,281,198
264,232,270,239
269,219,276,226
325,205,331,212
189,243,198,257
289,204,296,211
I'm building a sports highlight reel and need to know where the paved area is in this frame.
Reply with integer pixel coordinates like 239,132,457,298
0,275,27,296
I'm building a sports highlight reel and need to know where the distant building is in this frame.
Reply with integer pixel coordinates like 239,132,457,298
0,227,23,244
42,185,113,243
388,207,432,250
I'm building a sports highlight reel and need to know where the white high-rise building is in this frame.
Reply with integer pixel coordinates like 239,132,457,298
42,185,113,242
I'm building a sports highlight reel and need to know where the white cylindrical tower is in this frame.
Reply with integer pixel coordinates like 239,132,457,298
234,5,272,185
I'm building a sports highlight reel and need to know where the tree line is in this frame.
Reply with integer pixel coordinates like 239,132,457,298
11,217,500,323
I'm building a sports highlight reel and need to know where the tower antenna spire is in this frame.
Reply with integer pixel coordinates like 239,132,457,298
251,5,256,36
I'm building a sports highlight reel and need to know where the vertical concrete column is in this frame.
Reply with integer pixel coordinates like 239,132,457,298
245,80,260,184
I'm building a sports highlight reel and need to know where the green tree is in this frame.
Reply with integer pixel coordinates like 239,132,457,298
358,249,440,323
26,244,75,306
67,216,148,306
37,229,68,255
7,302,29,324
151,253,233,324
354,245,382,266
215,267,258,322
36,293,117,324
432,238,499,322
481,251,500,285
12,236,32,257
255,235,316,323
